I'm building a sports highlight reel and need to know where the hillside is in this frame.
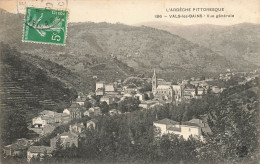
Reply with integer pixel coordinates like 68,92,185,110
67,22,236,78
0,43,81,145
0,9,253,81
0,9,135,82
136,22,260,67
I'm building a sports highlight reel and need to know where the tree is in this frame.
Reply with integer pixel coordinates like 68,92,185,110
99,101,109,114
84,100,92,109
1,110,29,145
118,97,140,113
53,137,63,158
202,83,259,162
144,93,150,100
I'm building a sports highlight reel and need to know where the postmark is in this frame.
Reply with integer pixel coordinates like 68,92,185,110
22,7,68,45
17,0,68,15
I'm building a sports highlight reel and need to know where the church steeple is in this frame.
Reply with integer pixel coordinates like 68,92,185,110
152,69,157,93
152,69,156,79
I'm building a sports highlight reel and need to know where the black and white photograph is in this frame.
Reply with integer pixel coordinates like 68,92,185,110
0,0,259,163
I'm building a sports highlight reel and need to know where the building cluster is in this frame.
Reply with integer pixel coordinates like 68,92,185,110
95,76,168,111
29,92,102,137
95,80,146,106
4,68,257,162
153,118,211,141
4,91,103,161
238,72,259,85
26,118,99,162
63,102,101,119
3,138,33,158
95,79,150,107
219,72,233,81
93,69,230,111
4,106,100,162
62,91,104,118
151,69,217,103
30,110,70,136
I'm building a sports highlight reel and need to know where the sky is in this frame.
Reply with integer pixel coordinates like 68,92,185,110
0,0,259,25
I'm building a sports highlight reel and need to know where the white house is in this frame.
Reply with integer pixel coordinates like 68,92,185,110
100,96,113,105
123,93,133,98
32,117,47,128
153,118,208,141
197,87,205,96
138,100,163,109
134,93,144,101
88,107,101,116
75,95,86,106
105,84,115,92
63,108,70,115
83,110,93,117
96,81,105,90
153,118,179,135
211,86,221,93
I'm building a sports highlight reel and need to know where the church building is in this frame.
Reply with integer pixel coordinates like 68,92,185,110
152,69,182,103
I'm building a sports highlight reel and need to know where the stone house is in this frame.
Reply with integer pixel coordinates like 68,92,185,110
50,132,79,149
27,146,53,162
3,138,32,157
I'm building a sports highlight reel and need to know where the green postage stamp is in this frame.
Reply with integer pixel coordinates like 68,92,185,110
23,7,68,45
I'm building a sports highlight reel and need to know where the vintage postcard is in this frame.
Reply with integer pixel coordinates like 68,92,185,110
0,0,259,163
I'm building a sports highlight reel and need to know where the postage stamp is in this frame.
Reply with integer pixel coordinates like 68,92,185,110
22,7,68,45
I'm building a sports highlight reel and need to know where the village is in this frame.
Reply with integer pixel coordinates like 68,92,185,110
2,69,259,162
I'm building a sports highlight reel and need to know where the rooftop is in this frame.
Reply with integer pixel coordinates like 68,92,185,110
154,118,179,125
157,85,172,90
28,146,53,154
60,132,78,138
188,119,204,126
87,119,98,124
172,85,181,88
89,107,101,111
55,113,69,117
4,143,28,150
70,103,81,109
51,132,78,141
41,115,54,120
39,110,55,115
182,122,201,127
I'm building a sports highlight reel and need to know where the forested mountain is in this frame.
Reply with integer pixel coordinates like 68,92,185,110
0,8,256,81
136,22,260,67
0,43,78,145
